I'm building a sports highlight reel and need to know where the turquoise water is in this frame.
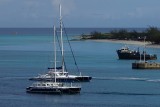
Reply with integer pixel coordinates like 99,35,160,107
1,28,160,107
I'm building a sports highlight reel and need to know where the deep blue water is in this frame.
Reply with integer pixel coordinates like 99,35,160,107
0,28,160,107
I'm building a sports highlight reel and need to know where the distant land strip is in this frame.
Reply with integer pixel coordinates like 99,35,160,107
79,27,160,46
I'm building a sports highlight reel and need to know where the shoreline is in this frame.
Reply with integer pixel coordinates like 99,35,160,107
87,39,160,48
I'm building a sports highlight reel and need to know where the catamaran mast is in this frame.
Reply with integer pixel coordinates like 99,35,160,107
54,26,57,83
59,4,65,74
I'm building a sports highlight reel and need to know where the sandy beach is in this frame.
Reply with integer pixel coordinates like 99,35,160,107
91,39,160,48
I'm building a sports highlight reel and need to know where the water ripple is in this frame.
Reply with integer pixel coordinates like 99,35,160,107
93,77,160,83
84,91,160,96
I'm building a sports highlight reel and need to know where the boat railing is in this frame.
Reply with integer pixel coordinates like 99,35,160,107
63,82,81,87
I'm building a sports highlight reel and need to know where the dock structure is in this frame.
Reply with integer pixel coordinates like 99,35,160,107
132,36,160,69
132,61,160,69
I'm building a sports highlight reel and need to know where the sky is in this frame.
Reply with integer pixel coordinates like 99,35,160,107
0,0,160,28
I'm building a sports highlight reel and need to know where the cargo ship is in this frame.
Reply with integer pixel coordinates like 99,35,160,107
116,46,157,60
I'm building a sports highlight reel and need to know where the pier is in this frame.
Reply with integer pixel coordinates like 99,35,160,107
132,61,160,69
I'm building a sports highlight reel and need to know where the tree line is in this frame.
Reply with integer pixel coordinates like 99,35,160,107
81,27,160,44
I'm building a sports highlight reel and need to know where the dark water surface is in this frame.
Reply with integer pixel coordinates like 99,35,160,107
0,28,160,107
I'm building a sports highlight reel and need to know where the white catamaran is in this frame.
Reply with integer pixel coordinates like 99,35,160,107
26,26,81,94
29,5,92,82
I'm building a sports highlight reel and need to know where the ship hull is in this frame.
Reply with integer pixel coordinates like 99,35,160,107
117,50,157,60
26,87,81,94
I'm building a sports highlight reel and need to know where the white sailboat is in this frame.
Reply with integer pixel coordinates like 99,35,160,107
26,26,81,94
29,5,92,82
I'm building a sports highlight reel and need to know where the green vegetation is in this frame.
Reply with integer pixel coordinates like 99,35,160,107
81,27,160,44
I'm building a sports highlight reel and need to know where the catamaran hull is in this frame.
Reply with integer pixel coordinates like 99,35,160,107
29,76,92,82
26,87,81,94
75,76,92,82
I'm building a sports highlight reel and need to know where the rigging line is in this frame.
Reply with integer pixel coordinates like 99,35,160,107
55,29,68,72
62,22,80,73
